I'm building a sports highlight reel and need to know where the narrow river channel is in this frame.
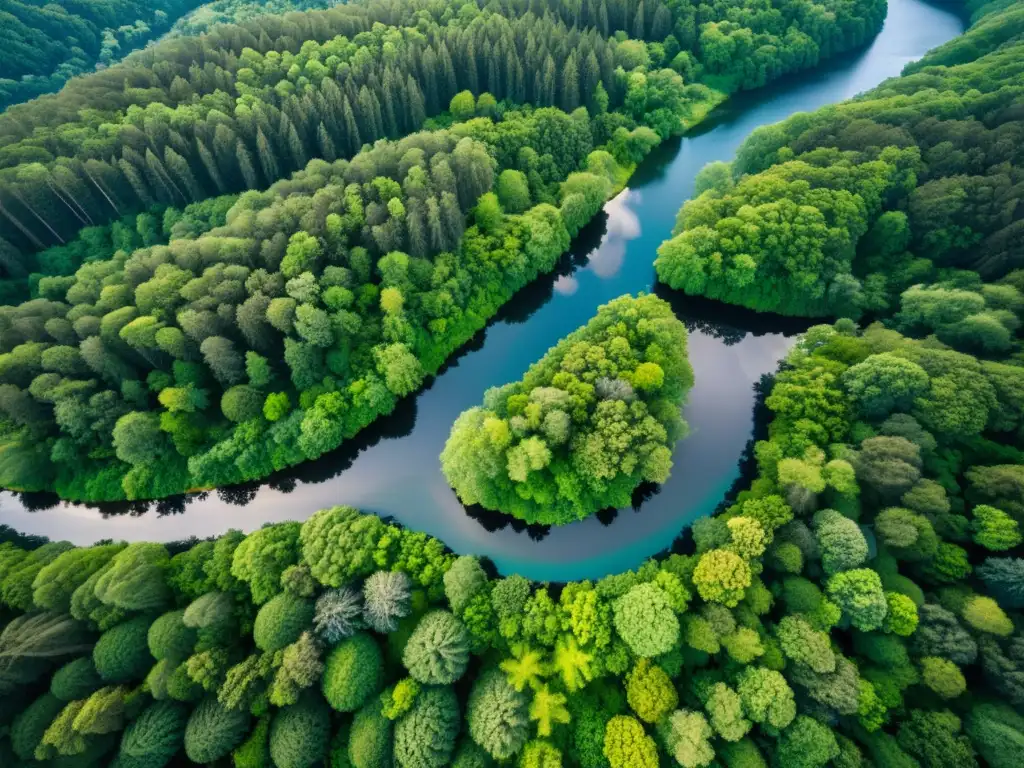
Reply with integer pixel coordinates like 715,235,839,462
0,0,965,580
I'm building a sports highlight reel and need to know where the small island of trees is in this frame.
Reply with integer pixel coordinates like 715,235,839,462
441,293,693,524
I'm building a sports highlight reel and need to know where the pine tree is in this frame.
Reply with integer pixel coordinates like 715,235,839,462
316,124,337,163
236,141,260,190
256,129,281,184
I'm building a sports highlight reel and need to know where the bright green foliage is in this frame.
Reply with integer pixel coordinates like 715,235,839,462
693,549,751,607
184,696,251,764
93,616,154,683
253,594,315,652
826,569,888,631
529,685,571,738
776,716,840,768
519,740,563,768
603,715,658,768
115,700,188,768
32,543,124,612
776,616,835,674
704,683,751,742
148,610,197,662
442,295,693,524
381,678,421,721
626,659,677,723
51,657,102,701
468,669,530,760
269,693,332,768
349,702,393,768
972,506,1021,551
93,542,173,612
301,508,389,587
736,667,795,729
660,709,714,768
501,644,548,693
962,595,1013,636
35,699,88,759
403,610,470,684
322,633,383,712
2,541,74,610
883,592,919,636
920,657,967,700
231,523,301,605
393,685,460,768
233,716,271,768
613,583,679,657
74,685,130,734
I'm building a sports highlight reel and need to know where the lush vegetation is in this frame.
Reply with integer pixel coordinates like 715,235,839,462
1,337,1022,766
441,293,693,524
0,0,887,502
0,0,205,110
3,1,1023,768
165,0,344,38
656,0,1024,323
0,0,886,261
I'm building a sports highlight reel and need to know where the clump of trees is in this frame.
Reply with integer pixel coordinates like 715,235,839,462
441,293,693,523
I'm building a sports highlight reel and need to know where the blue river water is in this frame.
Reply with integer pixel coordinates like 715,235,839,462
0,0,965,580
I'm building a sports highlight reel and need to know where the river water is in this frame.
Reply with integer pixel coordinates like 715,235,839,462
0,0,964,580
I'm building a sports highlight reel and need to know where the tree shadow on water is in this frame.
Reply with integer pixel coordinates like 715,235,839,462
653,282,812,342
463,502,552,541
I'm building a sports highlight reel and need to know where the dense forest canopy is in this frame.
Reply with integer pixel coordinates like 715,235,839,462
0,0,207,110
0,1,1021,768
166,0,346,39
441,294,694,524
0,0,886,260
0,0,885,503
655,0,1024,323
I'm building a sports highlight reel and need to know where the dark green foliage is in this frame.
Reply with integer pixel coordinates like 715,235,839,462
254,594,315,652
394,685,460,768
116,701,188,768
148,610,197,662
11,693,65,760
269,693,332,768
0,611,94,695
183,696,251,763
322,633,383,712
51,657,103,702
442,294,693,523
93,616,155,683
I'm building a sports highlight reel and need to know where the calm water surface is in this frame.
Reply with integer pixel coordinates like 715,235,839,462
0,0,965,580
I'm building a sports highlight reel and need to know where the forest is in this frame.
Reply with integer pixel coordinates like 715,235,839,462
0,0,886,501
0,0,206,110
1,316,1022,768
441,293,693,524
0,0,1022,767
655,0,1024,323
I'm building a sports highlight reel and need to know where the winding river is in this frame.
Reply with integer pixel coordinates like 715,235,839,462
0,0,964,580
